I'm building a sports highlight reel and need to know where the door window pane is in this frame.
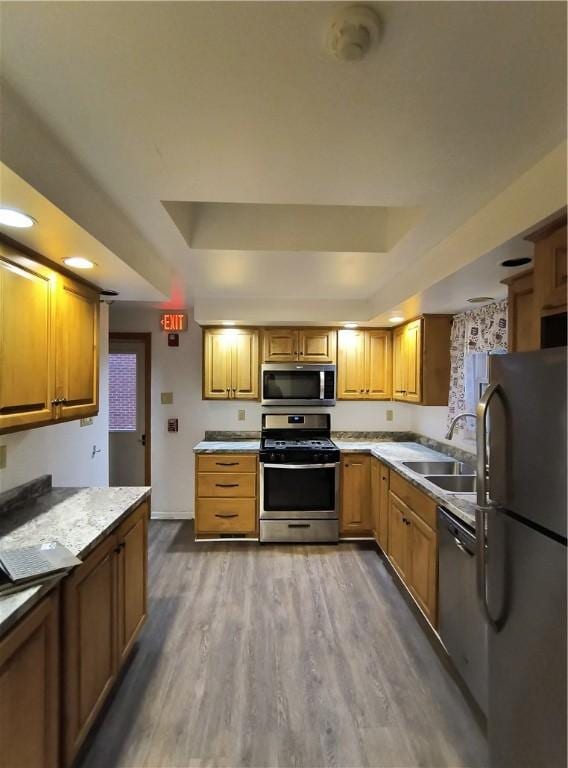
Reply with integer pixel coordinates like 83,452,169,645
109,353,137,431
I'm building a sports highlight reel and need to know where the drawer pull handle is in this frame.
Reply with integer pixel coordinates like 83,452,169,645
215,483,239,488
215,513,239,519
216,462,239,466
287,523,310,529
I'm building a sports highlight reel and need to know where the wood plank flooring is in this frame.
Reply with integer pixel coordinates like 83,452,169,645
77,521,487,768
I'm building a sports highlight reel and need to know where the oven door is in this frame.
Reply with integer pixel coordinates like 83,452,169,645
261,364,335,406
260,463,339,519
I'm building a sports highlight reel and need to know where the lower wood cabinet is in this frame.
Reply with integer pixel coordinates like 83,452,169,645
0,591,60,768
340,454,372,536
63,500,149,766
195,454,258,536
387,473,438,627
370,458,389,550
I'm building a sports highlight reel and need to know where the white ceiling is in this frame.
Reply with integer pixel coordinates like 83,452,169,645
0,1,566,322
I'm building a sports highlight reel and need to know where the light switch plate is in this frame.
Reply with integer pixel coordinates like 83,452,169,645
0,445,6,470
386,409,394,422
238,409,246,421
80,417,93,427
161,392,173,405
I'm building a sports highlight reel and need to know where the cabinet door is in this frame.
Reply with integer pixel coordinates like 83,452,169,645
337,329,366,399
387,492,410,581
403,320,422,403
203,329,232,399
407,509,438,626
0,592,59,768
535,225,567,313
0,256,55,432
392,325,407,399
370,458,381,542
365,330,391,399
506,271,538,352
63,534,118,766
298,328,336,363
340,454,372,535
262,328,298,362
378,462,390,550
231,330,259,400
117,501,148,664
56,276,99,419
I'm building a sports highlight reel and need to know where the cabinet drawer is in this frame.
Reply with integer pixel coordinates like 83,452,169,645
196,498,257,534
197,454,257,473
197,472,256,498
390,471,436,529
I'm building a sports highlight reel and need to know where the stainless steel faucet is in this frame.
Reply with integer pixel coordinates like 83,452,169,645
445,412,477,440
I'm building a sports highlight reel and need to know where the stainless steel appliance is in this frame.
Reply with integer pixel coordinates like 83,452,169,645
438,507,488,714
259,413,340,542
476,348,567,768
261,363,336,406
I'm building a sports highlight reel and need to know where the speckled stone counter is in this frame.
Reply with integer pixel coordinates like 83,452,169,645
192,437,477,529
0,481,151,636
193,440,261,453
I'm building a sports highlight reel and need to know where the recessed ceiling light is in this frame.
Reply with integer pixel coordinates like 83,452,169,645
63,256,95,269
100,289,119,297
501,257,532,268
222,320,236,326
467,296,495,304
389,315,404,323
0,208,36,228
344,322,358,328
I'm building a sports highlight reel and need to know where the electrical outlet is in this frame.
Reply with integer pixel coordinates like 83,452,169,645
386,409,394,422
0,445,6,470
161,392,173,405
238,409,246,421
80,417,93,427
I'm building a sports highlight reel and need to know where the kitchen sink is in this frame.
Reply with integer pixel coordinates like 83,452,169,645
403,460,475,476
425,474,477,493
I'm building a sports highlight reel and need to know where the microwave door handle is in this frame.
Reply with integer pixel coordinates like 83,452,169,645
320,371,325,400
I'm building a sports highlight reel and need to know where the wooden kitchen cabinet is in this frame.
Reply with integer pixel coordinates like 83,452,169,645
337,329,391,400
340,454,372,535
532,222,567,315
0,242,100,434
203,328,259,400
370,458,390,550
55,275,100,420
502,269,539,352
392,316,451,405
407,508,438,626
262,327,336,363
63,500,149,766
195,453,258,536
387,492,411,581
0,254,56,432
0,591,60,768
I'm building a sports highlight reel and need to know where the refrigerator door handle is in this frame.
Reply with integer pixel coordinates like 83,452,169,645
476,382,501,630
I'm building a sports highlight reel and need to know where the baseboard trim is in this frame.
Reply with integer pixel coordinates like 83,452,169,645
150,511,194,520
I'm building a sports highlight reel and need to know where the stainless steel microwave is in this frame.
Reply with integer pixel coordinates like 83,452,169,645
261,363,336,406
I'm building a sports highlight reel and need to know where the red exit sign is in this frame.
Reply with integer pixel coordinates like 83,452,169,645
160,312,187,332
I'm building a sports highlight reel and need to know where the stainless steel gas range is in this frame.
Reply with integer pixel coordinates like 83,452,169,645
259,413,340,543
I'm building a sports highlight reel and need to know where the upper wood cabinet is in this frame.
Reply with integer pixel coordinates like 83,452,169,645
203,328,259,400
0,592,60,768
0,243,100,434
262,327,336,363
337,329,391,400
392,316,451,405
340,454,372,535
532,223,567,315
502,269,538,352
0,255,56,432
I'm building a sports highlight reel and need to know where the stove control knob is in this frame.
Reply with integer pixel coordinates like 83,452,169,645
313,453,321,463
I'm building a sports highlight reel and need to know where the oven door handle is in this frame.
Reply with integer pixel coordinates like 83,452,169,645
262,463,339,470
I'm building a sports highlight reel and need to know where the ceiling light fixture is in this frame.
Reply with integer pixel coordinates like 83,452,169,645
222,321,236,326
344,322,358,328
0,208,36,228
63,256,95,269
388,315,404,323
327,5,381,62
501,257,532,268
467,296,495,304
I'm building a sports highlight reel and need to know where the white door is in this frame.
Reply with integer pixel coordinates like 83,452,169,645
109,339,147,486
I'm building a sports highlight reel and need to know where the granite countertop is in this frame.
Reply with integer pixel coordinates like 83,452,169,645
0,484,151,637
192,437,477,528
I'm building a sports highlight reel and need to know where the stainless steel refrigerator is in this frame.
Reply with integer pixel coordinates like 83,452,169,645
475,347,567,768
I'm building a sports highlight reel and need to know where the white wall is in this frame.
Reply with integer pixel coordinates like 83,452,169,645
109,305,416,517
0,304,110,493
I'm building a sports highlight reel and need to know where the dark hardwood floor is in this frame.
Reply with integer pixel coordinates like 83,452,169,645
77,521,487,768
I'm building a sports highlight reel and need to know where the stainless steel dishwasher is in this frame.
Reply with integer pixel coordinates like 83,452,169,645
438,506,488,714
